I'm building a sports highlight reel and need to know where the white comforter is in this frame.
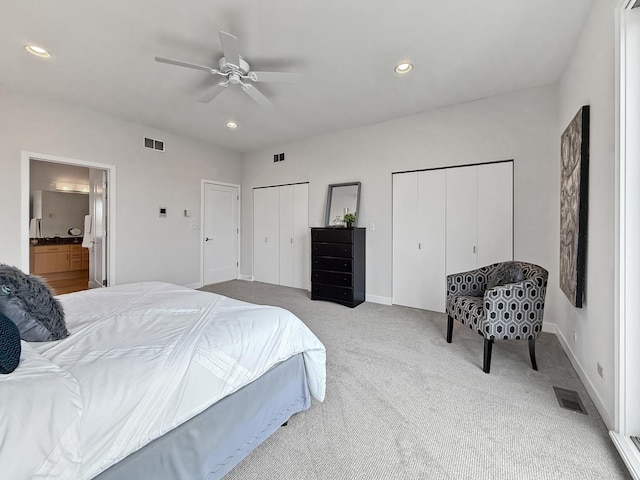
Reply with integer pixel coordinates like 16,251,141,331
0,282,326,480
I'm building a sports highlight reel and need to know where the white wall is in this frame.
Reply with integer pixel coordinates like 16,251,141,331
0,87,242,286
241,84,559,306
557,0,617,428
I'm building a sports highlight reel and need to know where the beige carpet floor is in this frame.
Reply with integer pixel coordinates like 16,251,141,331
199,280,630,480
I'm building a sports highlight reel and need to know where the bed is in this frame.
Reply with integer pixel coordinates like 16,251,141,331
0,281,326,480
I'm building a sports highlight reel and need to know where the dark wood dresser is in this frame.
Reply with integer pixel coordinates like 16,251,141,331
311,227,365,308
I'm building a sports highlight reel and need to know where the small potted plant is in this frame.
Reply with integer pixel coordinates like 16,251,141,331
343,212,356,228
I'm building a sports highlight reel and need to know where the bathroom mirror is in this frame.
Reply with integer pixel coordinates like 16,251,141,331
325,182,361,227
31,190,89,238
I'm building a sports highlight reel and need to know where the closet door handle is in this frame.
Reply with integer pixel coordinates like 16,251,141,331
418,243,422,250
473,245,476,253
265,237,268,243
290,238,294,244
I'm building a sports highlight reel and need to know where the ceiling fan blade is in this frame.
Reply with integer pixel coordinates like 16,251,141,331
155,57,214,73
242,85,273,108
219,31,240,67
250,71,301,83
197,84,226,103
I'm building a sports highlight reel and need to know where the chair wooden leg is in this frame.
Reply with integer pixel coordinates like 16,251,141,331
446,316,453,343
529,338,538,371
483,338,494,373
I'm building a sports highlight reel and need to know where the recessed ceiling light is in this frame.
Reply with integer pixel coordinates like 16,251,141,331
395,62,413,74
226,121,238,129
25,44,51,58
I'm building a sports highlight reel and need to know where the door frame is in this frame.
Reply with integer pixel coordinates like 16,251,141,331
612,0,640,475
200,179,241,287
20,151,117,286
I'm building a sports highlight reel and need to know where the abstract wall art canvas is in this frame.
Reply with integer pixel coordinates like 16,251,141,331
560,105,590,308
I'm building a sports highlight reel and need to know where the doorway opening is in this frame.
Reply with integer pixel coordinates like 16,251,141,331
21,152,116,292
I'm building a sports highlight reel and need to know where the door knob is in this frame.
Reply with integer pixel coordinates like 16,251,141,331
205,237,213,242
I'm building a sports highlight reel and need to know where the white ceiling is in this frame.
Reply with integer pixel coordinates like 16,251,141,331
1,0,595,153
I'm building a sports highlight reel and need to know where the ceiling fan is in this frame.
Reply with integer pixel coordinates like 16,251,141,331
155,31,300,108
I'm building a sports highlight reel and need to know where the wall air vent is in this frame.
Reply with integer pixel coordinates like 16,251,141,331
144,137,165,152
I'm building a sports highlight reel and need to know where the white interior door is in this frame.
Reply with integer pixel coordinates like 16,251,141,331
88,169,107,289
477,162,513,266
418,170,447,312
393,172,420,307
446,166,478,275
393,171,447,311
292,183,309,289
253,187,280,284
253,188,268,282
203,182,239,285
279,185,295,287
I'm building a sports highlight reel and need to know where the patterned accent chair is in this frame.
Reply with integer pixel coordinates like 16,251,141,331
446,261,548,373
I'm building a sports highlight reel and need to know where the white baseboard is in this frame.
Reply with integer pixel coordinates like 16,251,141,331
239,275,253,281
366,294,392,305
542,321,558,334
552,324,614,429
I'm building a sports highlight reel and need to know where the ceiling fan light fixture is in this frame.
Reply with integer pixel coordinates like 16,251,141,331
395,62,413,74
226,121,238,129
25,44,51,58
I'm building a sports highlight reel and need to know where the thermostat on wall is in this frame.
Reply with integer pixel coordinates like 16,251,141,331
159,207,167,218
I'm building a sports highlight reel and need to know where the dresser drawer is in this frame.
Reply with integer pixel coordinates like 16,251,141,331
312,256,352,272
311,283,353,303
311,228,354,244
312,242,353,258
312,270,353,287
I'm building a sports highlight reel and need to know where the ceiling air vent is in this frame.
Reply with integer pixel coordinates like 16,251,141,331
144,137,165,152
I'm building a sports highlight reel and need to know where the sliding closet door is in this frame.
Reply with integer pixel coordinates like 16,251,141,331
255,183,309,289
393,171,446,311
477,162,513,266
393,162,513,313
279,185,295,287
292,183,309,289
279,183,309,289
253,187,279,284
417,171,446,311
393,172,420,307
445,166,478,275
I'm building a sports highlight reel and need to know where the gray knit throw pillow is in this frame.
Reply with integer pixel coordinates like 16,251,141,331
0,312,21,374
486,262,524,290
0,264,68,342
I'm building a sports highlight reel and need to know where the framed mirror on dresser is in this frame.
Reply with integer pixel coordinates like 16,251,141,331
325,182,361,227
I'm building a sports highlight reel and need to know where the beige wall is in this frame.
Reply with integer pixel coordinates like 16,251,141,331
241,85,559,306
0,87,242,286
556,0,617,427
